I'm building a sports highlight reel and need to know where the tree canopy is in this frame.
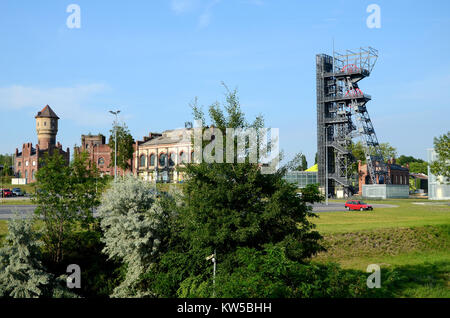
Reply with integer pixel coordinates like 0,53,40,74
430,131,450,182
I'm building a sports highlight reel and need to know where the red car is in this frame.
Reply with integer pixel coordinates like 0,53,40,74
1,188,13,198
345,200,373,211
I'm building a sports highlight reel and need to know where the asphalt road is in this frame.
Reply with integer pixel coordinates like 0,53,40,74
0,205,37,219
0,202,399,220
311,202,398,212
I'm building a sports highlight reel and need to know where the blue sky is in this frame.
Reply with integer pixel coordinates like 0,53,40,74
0,0,449,165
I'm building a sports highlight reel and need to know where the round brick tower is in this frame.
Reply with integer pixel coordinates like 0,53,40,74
35,105,59,150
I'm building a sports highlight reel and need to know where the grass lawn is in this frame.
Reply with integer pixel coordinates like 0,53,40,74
311,199,450,298
312,199,450,234
0,199,33,205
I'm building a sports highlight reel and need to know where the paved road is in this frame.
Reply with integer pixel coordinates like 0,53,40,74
0,202,398,219
311,202,398,212
0,205,37,219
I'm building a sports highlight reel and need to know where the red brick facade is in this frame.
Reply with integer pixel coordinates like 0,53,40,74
74,134,132,177
14,106,70,184
358,158,409,195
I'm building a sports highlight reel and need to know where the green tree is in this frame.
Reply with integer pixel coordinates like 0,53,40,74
430,131,450,182
351,141,397,163
409,161,428,174
0,217,51,298
378,142,398,161
182,88,322,259
98,176,177,297
108,122,134,172
0,154,13,177
397,155,424,166
34,151,105,263
285,152,308,171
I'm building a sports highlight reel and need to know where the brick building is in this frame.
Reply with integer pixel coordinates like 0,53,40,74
74,134,132,177
358,158,409,195
14,105,70,184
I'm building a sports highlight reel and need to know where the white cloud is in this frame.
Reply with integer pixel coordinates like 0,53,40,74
170,0,200,14
0,83,112,126
170,0,221,28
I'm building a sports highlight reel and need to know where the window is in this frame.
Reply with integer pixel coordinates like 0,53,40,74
149,154,155,166
44,121,47,126
159,154,167,167
179,151,187,164
191,151,194,163
32,161,36,166
25,161,29,167
25,170,28,179
98,157,105,165
140,155,146,168
169,153,176,166
18,162,21,167
32,170,35,180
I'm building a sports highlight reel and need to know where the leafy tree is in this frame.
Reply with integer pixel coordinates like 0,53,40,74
351,141,397,163
178,245,385,298
98,176,177,297
182,88,322,260
409,161,428,174
285,152,308,171
0,217,51,298
300,184,324,204
350,141,366,163
0,154,13,177
397,155,424,166
34,151,105,263
301,155,308,171
108,122,134,172
378,142,398,161
430,131,450,182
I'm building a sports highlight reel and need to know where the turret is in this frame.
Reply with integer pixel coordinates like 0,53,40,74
35,105,59,149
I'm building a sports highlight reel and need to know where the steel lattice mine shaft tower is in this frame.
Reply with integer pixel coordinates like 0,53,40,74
316,47,390,198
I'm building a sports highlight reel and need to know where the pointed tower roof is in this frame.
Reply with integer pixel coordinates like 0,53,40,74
35,105,60,119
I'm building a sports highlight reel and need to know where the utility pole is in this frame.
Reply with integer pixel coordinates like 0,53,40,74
109,110,121,182
206,250,217,297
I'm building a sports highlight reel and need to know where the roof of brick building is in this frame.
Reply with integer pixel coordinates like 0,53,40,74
35,105,60,119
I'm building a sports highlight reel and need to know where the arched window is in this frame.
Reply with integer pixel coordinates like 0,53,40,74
98,157,105,165
140,155,146,168
169,153,176,166
149,154,155,166
179,151,187,164
159,153,167,167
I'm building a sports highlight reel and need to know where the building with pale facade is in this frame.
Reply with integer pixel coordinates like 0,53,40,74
134,128,194,183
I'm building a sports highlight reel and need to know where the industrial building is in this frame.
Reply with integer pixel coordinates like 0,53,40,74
315,47,404,198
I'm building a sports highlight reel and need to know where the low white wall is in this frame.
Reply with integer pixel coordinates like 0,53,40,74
11,178,27,185
362,184,409,199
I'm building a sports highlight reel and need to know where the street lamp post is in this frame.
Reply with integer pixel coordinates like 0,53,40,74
206,250,216,297
109,110,121,182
